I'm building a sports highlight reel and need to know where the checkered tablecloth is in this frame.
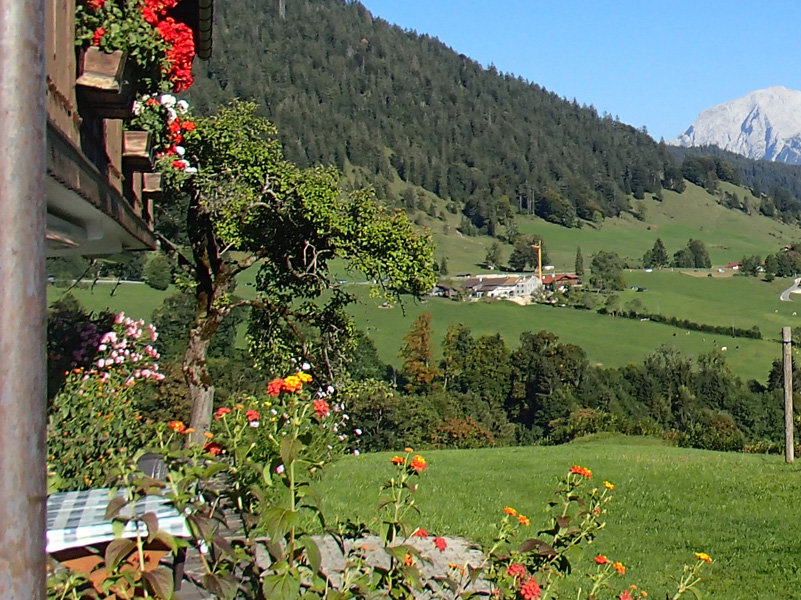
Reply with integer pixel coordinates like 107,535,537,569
46,488,190,553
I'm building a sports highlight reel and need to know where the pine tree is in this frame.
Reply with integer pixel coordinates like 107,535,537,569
575,246,584,275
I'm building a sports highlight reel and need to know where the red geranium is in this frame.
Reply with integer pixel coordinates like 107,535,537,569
92,27,105,45
313,399,330,419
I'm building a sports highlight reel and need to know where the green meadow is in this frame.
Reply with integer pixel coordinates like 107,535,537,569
317,435,801,599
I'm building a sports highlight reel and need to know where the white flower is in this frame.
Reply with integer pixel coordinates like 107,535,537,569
302,361,311,371
184,166,198,174
159,93,177,108
353,450,360,456
354,428,362,436
167,107,178,123
176,99,189,114
132,101,143,116
175,145,186,157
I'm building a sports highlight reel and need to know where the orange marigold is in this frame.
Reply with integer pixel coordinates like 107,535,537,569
613,562,626,575
391,456,405,466
594,555,608,565
694,552,712,563
517,514,531,527
282,375,303,393
167,420,186,433
569,465,592,478
409,454,427,472
603,480,615,490
503,506,518,516
298,372,313,383
404,447,413,453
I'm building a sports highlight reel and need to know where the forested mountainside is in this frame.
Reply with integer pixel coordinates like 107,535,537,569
187,0,683,231
669,145,801,219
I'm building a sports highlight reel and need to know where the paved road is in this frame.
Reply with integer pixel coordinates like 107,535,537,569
780,277,801,301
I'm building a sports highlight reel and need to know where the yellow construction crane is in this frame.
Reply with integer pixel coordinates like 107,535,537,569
531,242,543,282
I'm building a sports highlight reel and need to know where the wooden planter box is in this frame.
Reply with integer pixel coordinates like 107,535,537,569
122,130,153,170
76,47,135,119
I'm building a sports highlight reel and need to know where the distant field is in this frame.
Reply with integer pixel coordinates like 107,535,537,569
347,285,780,383
51,265,798,384
317,435,801,599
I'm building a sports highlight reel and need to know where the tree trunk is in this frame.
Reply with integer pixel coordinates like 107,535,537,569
278,0,285,19
184,325,214,446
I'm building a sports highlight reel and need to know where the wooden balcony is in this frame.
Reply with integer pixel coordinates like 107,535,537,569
44,0,212,256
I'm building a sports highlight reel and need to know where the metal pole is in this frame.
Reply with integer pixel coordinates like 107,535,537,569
783,327,794,464
0,0,47,596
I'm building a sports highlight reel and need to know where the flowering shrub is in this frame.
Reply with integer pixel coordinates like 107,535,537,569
75,0,195,92
131,92,198,174
47,364,712,599
47,312,164,491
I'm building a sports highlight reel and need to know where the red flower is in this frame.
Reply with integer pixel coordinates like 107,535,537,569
620,591,633,600
92,27,105,45
168,119,182,134
203,441,221,455
391,455,405,466
156,18,195,91
86,0,107,11
433,536,447,552
267,378,283,396
506,563,526,578
182,120,196,131
313,399,330,419
412,528,428,538
520,577,541,600
172,159,187,170
409,454,427,472
214,407,231,420
568,465,592,479
594,555,609,565
245,409,259,422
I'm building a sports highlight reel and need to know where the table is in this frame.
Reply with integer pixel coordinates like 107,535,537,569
47,488,191,591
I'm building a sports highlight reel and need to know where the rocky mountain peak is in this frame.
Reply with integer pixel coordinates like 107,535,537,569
671,86,801,164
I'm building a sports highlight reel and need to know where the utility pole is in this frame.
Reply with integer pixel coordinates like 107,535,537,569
783,327,794,463
0,0,47,597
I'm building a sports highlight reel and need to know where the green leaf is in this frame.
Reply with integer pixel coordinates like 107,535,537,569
263,571,301,600
104,538,136,570
143,567,174,599
280,436,303,466
264,506,299,540
299,535,322,574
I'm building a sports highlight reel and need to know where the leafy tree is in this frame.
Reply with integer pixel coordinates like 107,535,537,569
643,238,668,268
508,234,548,272
589,251,625,291
574,246,584,275
740,255,762,276
142,252,172,290
485,241,503,269
439,256,449,276
672,239,710,269
439,321,474,391
159,101,436,443
399,312,439,393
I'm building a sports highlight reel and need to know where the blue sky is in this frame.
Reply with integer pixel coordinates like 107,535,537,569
358,1,801,142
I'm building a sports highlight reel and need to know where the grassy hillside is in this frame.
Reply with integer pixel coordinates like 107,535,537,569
424,181,801,275
317,436,801,598
346,284,781,383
